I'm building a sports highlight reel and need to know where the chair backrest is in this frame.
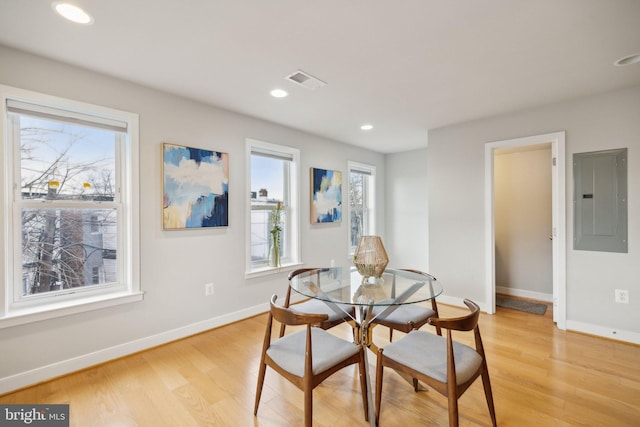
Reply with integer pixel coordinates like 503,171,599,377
428,299,479,332
287,268,320,281
283,268,321,307
269,294,328,326
280,269,330,338
398,269,437,281
398,268,441,335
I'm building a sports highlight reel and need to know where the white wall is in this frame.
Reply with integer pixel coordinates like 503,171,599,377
426,84,640,342
494,145,553,300
0,45,385,392
384,149,429,271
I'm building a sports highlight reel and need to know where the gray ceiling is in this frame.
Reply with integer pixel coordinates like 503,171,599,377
1,0,639,153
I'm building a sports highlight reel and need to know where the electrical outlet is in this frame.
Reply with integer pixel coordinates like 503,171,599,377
205,282,214,296
614,289,629,304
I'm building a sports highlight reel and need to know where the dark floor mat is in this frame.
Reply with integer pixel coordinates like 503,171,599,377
496,296,547,315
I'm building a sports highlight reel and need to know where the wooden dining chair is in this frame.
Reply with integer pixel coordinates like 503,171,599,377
369,269,442,341
280,268,357,338
254,294,369,427
375,299,497,427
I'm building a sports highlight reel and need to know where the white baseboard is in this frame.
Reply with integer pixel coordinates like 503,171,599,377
496,286,553,302
566,320,640,345
0,303,269,395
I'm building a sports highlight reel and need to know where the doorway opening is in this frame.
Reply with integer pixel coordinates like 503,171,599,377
484,132,566,329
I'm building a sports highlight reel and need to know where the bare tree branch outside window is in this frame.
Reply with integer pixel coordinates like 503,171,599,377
16,115,119,296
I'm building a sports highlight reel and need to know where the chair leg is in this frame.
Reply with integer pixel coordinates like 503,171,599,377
447,392,459,427
304,387,312,427
358,349,369,421
254,362,267,415
481,369,497,426
375,349,385,425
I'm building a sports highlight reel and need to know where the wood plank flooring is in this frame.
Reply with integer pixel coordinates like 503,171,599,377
2,300,639,426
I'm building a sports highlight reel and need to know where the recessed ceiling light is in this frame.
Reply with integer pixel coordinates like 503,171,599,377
360,124,373,131
52,2,94,25
614,53,640,66
270,89,288,98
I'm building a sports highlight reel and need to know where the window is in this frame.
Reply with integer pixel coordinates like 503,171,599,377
246,139,300,274
0,85,141,326
348,161,376,254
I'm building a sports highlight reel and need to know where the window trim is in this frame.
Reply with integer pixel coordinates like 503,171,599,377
347,161,376,255
0,84,142,328
245,138,301,277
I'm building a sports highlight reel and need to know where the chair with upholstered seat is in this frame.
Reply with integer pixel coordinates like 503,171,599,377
369,269,441,341
280,268,357,338
375,299,496,427
254,294,368,427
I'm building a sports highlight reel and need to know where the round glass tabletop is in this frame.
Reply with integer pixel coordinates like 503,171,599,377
289,267,443,306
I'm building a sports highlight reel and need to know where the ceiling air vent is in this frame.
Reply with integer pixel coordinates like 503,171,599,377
285,69,327,90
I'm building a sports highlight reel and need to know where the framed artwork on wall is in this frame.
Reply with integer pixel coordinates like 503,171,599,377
310,167,342,223
162,142,229,229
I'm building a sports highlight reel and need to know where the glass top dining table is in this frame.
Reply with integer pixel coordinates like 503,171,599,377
289,267,443,308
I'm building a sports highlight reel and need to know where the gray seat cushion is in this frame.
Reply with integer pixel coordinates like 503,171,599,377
290,298,354,322
382,330,482,385
267,328,360,377
372,304,435,325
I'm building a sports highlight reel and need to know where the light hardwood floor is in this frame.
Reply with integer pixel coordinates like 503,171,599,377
2,300,639,426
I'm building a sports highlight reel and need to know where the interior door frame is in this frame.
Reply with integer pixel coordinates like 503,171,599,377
484,131,566,329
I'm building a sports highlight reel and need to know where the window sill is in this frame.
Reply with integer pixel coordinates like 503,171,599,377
0,291,144,329
245,262,303,279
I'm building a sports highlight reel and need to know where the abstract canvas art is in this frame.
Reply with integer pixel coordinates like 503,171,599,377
310,167,342,223
163,143,229,229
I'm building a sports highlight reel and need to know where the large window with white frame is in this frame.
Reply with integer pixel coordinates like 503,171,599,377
348,161,376,254
0,85,141,325
247,139,300,274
